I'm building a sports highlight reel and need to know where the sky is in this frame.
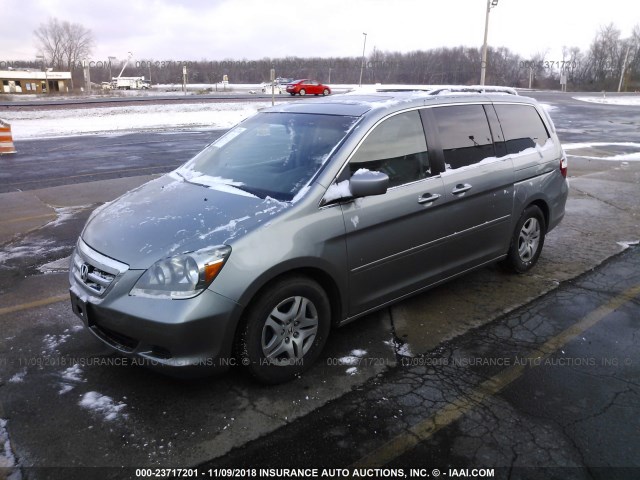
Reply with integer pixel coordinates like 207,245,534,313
2,0,638,65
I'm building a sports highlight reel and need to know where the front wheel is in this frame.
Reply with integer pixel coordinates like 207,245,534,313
299,89,306,96
239,276,331,384
501,205,546,273
322,88,330,96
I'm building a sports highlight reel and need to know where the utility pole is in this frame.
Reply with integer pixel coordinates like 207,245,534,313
618,43,632,92
183,66,187,95
359,32,367,88
480,0,499,86
108,56,116,81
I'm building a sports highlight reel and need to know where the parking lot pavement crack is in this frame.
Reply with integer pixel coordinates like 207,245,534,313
229,387,287,424
386,306,408,362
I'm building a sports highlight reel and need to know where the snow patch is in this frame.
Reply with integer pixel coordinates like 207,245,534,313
0,418,19,475
61,365,84,382
573,96,640,106
563,142,640,161
384,338,413,357
617,240,640,250
8,368,27,384
198,216,251,240
324,180,351,202
42,333,71,353
78,391,128,422
58,364,85,394
3,101,269,139
46,205,92,228
38,255,71,274
338,349,368,367
397,343,413,357
0,240,67,266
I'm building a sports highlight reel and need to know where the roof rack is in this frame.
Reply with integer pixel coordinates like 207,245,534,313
354,84,518,96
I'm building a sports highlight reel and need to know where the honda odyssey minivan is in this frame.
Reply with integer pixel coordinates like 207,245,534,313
69,91,568,383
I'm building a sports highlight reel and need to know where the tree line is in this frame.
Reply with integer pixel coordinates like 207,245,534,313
20,18,640,92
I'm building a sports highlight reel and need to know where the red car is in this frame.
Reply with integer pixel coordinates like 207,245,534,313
285,79,331,96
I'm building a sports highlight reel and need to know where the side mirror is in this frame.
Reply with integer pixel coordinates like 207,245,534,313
349,170,389,198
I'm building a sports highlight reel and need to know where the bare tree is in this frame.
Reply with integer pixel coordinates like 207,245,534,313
34,17,94,89
34,18,66,68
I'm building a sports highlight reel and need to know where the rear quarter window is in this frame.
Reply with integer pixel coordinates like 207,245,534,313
494,104,551,155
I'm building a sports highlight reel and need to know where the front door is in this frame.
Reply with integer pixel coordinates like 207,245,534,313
337,110,450,316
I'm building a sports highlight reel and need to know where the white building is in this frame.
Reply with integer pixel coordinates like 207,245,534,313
0,69,72,94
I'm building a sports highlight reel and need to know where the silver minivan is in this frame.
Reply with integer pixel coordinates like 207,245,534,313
69,92,568,383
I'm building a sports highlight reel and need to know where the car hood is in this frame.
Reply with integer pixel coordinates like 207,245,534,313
82,174,292,269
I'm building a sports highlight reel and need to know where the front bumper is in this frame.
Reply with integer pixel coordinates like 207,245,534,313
69,245,243,376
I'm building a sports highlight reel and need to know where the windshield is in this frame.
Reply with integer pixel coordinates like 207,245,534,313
179,112,358,201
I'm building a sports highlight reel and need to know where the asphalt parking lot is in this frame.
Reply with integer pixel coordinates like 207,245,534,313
0,92,639,479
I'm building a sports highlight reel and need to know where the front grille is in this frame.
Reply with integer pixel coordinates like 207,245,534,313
72,239,129,296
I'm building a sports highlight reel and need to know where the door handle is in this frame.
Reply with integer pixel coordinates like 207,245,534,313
418,193,441,204
451,183,472,195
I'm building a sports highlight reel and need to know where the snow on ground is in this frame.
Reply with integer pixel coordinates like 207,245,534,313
8,368,27,384
38,255,71,274
46,205,92,228
574,95,640,106
2,101,273,139
0,418,20,476
42,333,71,353
617,240,640,250
58,364,85,395
563,142,640,161
79,391,128,422
383,338,414,357
0,240,67,266
338,349,369,376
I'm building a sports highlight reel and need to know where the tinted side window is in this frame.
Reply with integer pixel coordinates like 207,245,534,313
350,111,430,188
494,104,550,154
431,105,495,170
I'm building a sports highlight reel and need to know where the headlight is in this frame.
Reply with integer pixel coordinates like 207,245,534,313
130,245,231,299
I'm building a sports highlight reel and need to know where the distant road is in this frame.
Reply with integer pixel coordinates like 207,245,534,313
0,93,298,109
1,88,636,109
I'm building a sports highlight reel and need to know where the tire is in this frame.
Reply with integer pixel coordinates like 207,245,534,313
239,276,331,384
290,93,295,96
501,205,546,273
299,89,306,96
322,88,330,96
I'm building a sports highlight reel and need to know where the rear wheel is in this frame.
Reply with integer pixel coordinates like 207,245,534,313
501,205,546,273
299,89,306,96
239,276,331,384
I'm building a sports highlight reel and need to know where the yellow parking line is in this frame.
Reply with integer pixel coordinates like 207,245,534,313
0,295,69,317
353,283,640,468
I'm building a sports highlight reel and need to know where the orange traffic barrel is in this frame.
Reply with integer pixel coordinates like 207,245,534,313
0,119,17,155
